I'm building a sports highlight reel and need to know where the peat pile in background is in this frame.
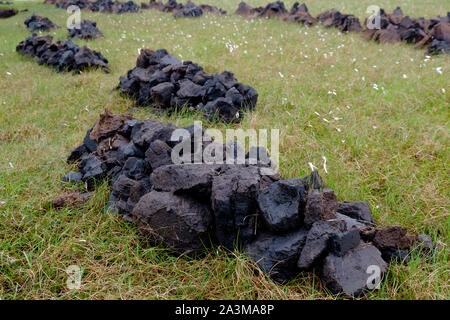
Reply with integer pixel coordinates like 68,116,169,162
60,109,436,297
68,20,103,39
235,1,360,31
235,1,317,27
117,48,258,122
284,2,317,26
141,0,226,17
316,8,362,32
198,4,226,15
48,0,140,14
0,8,18,19
16,34,109,72
362,7,450,54
235,2,449,54
173,1,202,17
24,14,58,31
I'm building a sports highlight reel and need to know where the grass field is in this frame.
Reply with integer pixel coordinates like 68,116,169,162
0,0,448,299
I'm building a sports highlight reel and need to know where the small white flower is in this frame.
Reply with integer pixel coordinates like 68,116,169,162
442,88,446,93
6,72,11,76
402,74,408,79
9,162,14,168
322,118,329,123
435,67,443,75
308,162,318,171
278,72,284,78
322,156,328,174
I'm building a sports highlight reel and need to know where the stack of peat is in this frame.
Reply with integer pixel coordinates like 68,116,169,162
173,1,202,17
16,34,109,72
24,14,58,31
48,0,140,14
316,8,362,32
0,8,18,19
236,2,317,27
61,109,435,297
235,2,449,54
362,7,450,54
68,20,103,39
117,48,258,122
236,1,359,31
198,4,227,15
141,0,226,17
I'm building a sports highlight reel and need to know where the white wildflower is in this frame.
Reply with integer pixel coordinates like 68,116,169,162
308,162,318,171
322,156,328,174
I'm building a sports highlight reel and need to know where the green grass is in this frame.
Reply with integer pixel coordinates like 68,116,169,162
0,1,449,299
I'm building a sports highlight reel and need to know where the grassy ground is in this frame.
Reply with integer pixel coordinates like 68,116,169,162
0,0,448,299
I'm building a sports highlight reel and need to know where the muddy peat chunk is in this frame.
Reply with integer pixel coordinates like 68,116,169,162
303,188,338,228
